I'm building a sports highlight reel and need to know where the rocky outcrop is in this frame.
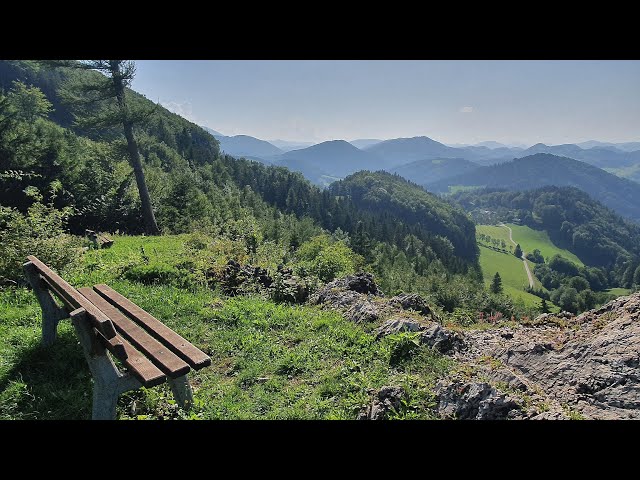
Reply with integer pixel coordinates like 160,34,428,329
461,293,640,419
390,293,434,317
420,323,465,353
375,316,427,338
436,381,523,420
357,386,406,420
310,272,391,323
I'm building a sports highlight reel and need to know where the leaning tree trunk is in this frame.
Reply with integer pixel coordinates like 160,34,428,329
110,60,160,235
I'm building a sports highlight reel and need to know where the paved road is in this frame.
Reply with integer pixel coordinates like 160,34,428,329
500,223,535,289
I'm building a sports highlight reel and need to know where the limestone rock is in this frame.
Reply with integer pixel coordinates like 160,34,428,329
436,381,523,420
357,386,406,420
389,293,433,316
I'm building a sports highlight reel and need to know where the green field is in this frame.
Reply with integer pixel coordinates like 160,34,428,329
478,244,553,310
605,287,633,297
477,225,513,249
506,224,584,267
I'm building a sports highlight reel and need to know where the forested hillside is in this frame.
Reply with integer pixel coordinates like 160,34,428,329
429,153,640,222
453,185,640,311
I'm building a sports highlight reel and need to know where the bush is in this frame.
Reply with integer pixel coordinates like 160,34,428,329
0,199,81,285
123,263,196,288
297,235,363,283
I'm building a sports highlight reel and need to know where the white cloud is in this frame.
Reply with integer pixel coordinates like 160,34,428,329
160,100,197,122
460,106,474,113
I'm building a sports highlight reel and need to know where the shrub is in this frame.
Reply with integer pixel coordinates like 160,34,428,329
123,263,196,288
0,198,81,285
297,235,363,283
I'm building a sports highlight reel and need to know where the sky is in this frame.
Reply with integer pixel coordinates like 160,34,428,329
133,60,640,146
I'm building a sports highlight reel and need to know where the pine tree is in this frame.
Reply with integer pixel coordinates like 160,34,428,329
55,60,160,235
540,298,550,313
490,272,503,294
514,243,523,258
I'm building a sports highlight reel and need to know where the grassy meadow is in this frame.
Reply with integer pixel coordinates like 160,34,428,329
0,235,454,420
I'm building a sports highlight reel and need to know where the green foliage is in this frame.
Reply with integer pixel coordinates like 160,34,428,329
514,244,522,259
526,249,545,264
0,196,81,284
490,272,503,294
123,263,197,289
296,235,362,283
386,332,422,367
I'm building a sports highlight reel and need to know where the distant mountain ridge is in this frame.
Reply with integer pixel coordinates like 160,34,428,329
271,140,385,179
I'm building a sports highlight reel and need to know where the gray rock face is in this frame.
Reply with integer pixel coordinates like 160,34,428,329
357,386,406,420
390,293,433,316
330,272,383,296
463,293,640,419
310,273,390,323
420,323,465,353
436,381,522,420
375,316,427,339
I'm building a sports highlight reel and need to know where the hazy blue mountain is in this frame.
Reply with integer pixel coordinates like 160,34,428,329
349,138,384,149
428,153,640,222
365,136,463,167
577,140,640,152
216,135,283,159
518,143,640,168
269,139,316,152
474,141,511,149
391,158,480,186
272,140,385,179
202,126,224,137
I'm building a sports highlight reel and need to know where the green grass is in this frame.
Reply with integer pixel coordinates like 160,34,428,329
0,234,453,420
605,287,632,297
476,225,513,246
478,245,556,311
505,224,584,267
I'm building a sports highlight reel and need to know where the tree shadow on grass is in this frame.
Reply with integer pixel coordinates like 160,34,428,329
0,330,93,420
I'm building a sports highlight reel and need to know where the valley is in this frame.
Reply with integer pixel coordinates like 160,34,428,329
1,59,639,421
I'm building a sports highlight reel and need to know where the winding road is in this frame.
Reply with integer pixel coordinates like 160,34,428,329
500,223,535,289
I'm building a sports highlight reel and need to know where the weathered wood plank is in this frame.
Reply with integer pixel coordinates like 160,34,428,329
94,328,166,388
26,256,117,339
93,284,211,370
79,287,190,378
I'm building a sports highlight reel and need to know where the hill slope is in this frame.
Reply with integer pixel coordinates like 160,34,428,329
216,134,283,159
431,153,640,222
391,158,480,186
453,185,640,282
365,136,463,167
329,171,478,263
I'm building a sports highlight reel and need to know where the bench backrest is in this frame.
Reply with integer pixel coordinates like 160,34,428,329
25,255,117,340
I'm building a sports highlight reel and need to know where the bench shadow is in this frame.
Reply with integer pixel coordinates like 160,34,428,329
0,330,93,420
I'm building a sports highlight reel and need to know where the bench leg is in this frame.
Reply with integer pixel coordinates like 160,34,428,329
168,374,194,410
23,262,68,346
70,308,142,420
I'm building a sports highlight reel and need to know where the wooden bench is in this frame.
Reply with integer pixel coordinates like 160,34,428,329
23,255,211,420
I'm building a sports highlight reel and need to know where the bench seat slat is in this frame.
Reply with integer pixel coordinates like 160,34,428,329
93,284,211,370
96,329,166,388
79,287,191,378
26,256,117,339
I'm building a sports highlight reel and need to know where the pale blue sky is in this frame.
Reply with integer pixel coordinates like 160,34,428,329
133,60,640,145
